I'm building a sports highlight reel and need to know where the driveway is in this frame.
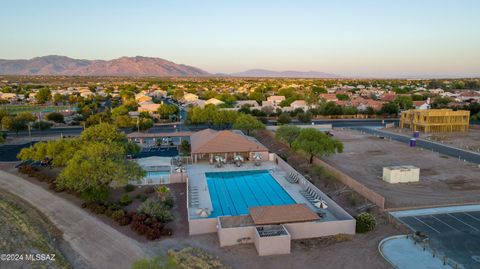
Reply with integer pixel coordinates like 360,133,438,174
0,170,147,269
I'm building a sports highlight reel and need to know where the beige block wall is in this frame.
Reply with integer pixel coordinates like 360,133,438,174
312,157,386,209
189,218,218,235
254,232,291,256
284,219,356,239
217,225,255,247
169,172,187,183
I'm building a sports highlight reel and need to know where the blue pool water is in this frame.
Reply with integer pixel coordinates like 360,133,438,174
206,170,296,217
147,171,170,178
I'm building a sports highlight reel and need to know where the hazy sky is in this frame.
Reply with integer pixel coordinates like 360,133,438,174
1,0,480,77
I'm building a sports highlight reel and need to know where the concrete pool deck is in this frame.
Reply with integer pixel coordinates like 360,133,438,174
379,235,453,269
186,161,336,221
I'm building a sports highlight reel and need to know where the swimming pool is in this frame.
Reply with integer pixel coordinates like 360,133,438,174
206,170,296,217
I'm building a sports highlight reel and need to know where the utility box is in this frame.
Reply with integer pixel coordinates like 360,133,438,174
382,166,420,183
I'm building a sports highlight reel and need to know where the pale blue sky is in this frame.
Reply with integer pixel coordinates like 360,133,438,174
1,0,479,77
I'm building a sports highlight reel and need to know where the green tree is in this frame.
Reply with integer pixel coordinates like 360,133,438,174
297,111,312,123
277,112,292,125
232,114,265,135
36,88,52,104
57,142,145,201
32,121,52,130
275,125,301,147
2,115,31,135
336,94,349,101
394,96,413,110
157,104,179,120
431,96,453,108
46,112,65,123
180,140,191,156
114,115,133,128
380,102,399,115
292,128,344,164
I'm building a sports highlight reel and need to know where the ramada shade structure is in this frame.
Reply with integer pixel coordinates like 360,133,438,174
249,204,320,225
190,129,268,163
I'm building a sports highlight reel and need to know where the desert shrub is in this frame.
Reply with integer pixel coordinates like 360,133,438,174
111,209,125,221
168,247,228,269
145,228,161,240
349,195,357,207
124,184,135,192
163,195,174,209
138,200,173,223
119,194,133,206
131,256,177,269
18,165,38,175
144,187,155,194
80,187,110,203
356,212,376,233
117,216,132,226
136,194,148,202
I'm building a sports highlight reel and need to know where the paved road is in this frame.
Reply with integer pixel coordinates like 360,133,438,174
351,127,480,164
0,170,147,269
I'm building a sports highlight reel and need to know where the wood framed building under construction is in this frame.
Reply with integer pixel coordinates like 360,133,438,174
400,109,470,133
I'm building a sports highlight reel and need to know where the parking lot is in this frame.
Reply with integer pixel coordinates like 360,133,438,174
397,210,480,269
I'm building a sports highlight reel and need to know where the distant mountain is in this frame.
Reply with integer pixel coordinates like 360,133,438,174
230,69,340,78
0,55,210,76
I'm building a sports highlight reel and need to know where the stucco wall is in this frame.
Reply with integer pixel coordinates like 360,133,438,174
254,232,291,256
312,157,386,209
284,219,355,239
217,225,255,247
170,172,187,183
189,218,217,235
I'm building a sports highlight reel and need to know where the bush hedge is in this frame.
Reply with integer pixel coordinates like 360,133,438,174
356,212,376,233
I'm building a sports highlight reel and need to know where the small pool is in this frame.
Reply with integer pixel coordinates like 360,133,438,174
147,171,170,178
206,170,296,217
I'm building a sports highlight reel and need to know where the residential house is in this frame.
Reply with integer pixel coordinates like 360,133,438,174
182,93,199,103
266,96,285,106
234,100,259,109
138,103,161,114
289,100,308,111
319,94,338,102
205,98,225,106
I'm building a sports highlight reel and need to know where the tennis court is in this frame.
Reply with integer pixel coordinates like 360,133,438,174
395,209,480,268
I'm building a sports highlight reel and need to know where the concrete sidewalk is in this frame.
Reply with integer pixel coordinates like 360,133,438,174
0,170,147,269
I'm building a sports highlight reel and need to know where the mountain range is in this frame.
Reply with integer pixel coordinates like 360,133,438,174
0,55,209,77
0,55,340,78
229,69,340,78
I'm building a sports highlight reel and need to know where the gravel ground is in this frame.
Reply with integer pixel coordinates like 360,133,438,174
323,129,480,209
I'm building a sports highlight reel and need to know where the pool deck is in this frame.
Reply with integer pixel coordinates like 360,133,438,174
186,161,336,221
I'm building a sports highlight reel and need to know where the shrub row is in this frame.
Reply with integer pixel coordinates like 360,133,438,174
130,213,172,240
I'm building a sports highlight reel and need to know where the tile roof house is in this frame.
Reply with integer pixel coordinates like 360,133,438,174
205,98,225,106
266,95,285,106
289,100,308,110
138,103,161,114
182,93,199,103
235,100,259,108
319,93,338,102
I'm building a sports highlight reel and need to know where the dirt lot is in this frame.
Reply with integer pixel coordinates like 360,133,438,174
385,127,480,153
322,129,480,209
